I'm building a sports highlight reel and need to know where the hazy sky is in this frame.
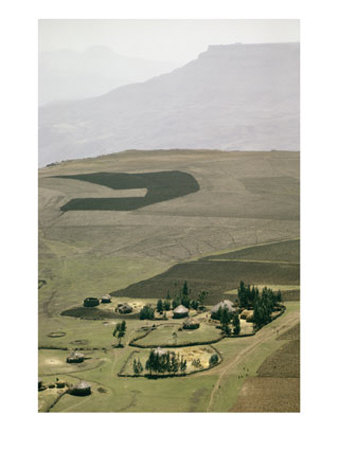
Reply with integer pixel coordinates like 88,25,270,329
39,19,299,63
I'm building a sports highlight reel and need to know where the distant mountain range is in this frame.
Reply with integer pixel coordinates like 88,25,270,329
39,43,299,167
39,46,177,105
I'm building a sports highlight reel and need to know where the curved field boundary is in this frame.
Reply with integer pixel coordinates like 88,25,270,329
118,345,223,378
128,322,227,349
54,171,200,212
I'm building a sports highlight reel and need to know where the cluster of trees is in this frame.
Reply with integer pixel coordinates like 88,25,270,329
140,305,155,320
145,350,187,375
140,281,206,320
212,306,241,336
253,287,281,328
132,358,143,375
156,298,170,314
219,308,241,336
238,281,282,309
113,320,126,346
162,282,208,311
237,281,283,328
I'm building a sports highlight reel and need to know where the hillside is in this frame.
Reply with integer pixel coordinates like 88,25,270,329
39,150,299,316
39,43,300,167
38,149,300,412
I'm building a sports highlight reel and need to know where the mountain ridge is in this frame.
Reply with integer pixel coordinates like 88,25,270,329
39,42,299,167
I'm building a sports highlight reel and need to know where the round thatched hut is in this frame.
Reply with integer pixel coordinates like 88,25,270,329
101,294,112,304
183,318,200,329
117,303,133,314
83,297,99,307
70,381,91,396
66,351,85,364
211,299,235,319
173,304,189,319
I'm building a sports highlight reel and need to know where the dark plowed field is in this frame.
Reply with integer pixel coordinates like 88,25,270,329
111,258,299,304
54,171,199,211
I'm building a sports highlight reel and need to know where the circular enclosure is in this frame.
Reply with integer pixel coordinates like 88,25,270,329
48,331,66,338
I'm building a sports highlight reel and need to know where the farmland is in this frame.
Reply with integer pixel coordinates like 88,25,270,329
38,150,300,412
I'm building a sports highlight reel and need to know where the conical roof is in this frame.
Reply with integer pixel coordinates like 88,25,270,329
173,305,189,314
211,299,235,313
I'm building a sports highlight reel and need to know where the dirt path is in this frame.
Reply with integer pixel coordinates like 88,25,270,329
206,311,300,412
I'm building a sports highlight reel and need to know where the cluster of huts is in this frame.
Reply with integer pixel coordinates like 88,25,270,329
38,378,91,396
82,294,133,314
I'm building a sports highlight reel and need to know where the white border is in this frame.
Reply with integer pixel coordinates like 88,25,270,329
1,1,337,449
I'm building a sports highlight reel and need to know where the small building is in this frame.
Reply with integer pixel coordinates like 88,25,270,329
173,305,189,319
83,297,99,307
117,303,133,314
211,299,236,319
183,318,200,329
70,381,91,396
66,351,85,364
101,294,112,304
154,347,167,357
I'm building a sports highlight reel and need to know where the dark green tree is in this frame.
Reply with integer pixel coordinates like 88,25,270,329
163,299,171,311
113,320,126,347
197,290,208,306
140,305,155,320
232,313,241,336
172,296,181,309
156,299,163,314
209,354,219,367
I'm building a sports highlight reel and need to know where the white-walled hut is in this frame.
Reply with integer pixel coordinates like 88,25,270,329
183,318,200,329
66,351,85,364
211,299,236,319
101,294,112,304
70,381,91,396
173,304,189,319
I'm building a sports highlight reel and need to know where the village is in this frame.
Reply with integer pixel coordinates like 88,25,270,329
38,280,285,398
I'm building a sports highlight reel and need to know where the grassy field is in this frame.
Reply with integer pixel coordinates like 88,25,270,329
230,318,300,412
38,150,300,412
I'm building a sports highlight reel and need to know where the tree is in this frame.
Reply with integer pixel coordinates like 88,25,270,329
182,280,189,297
191,299,199,310
220,307,231,327
232,313,241,336
209,354,219,367
197,290,208,306
166,290,171,300
156,299,163,314
140,305,155,320
113,320,126,347
181,281,190,308
163,299,171,311
172,296,180,310
133,358,143,375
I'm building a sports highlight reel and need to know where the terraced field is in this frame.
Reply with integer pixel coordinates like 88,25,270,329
112,239,300,304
